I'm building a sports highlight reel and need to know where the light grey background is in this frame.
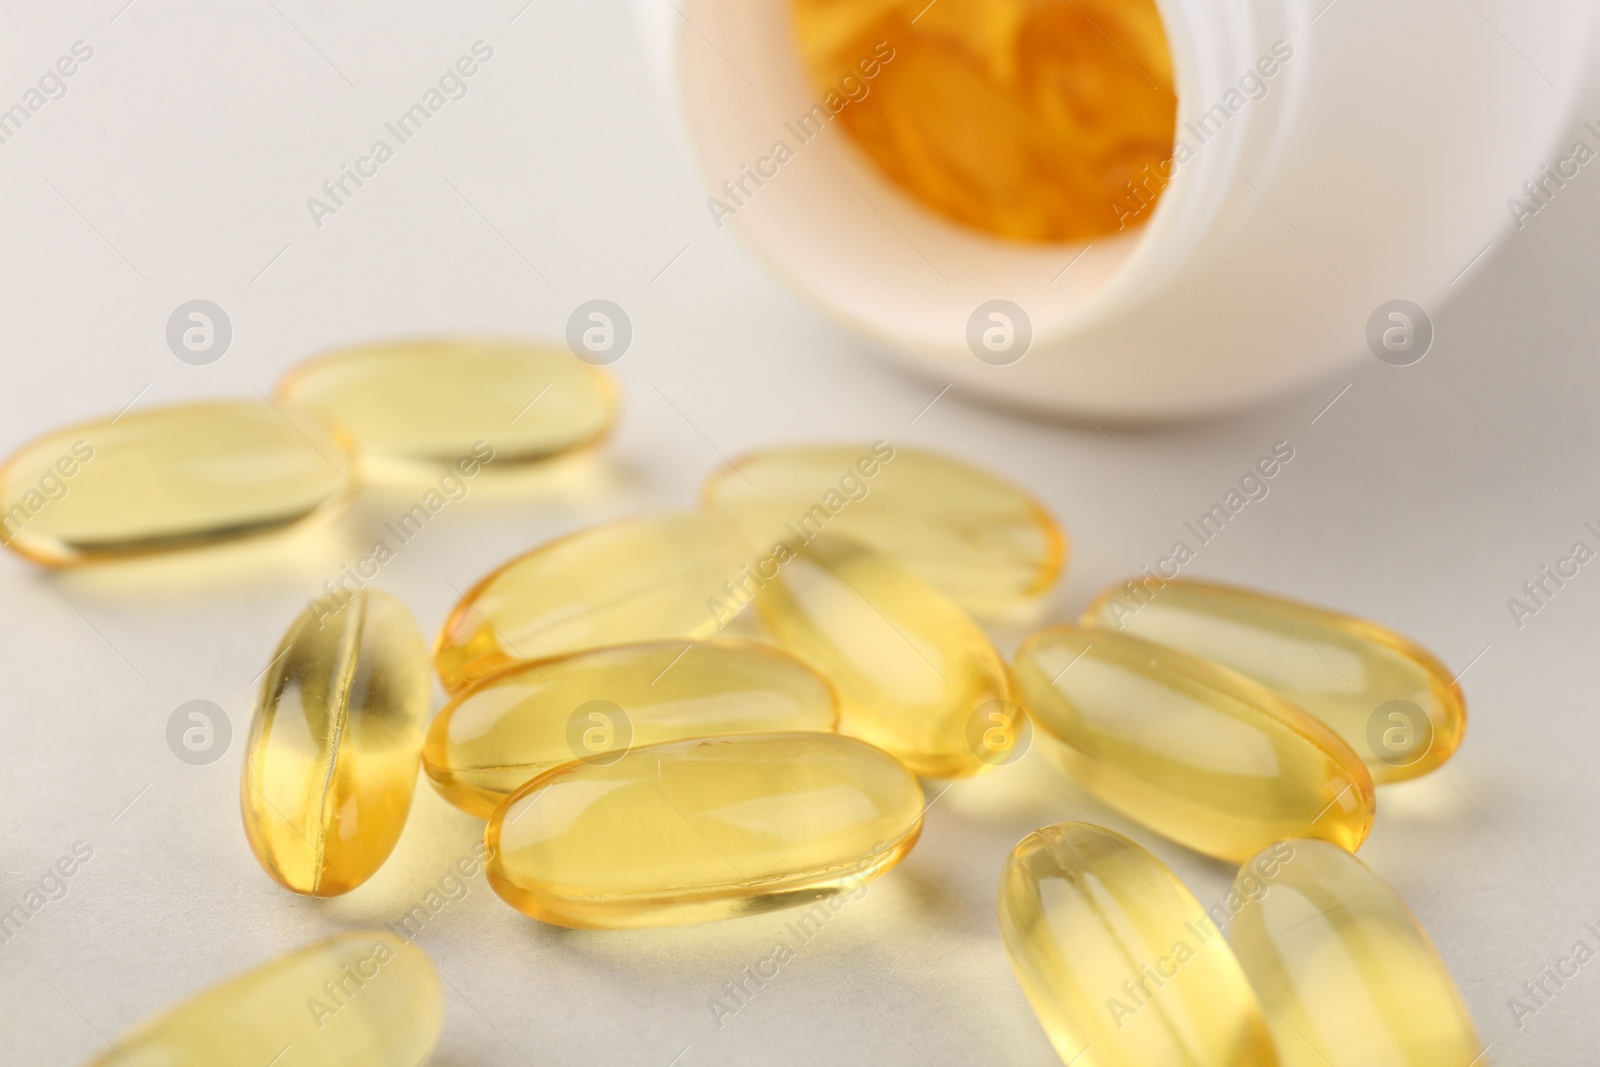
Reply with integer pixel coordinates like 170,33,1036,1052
1,1,1597,1063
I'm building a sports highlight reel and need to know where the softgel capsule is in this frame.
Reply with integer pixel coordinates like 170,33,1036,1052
1082,578,1466,782
752,534,1022,778
0,400,356,566
703,442,1065,618
424,639,838,817
998,822,1276,1066
242,590,430,896
1013,625,1374,862
1227,839,1485,1066
84,931,443,1066
485,733,923,928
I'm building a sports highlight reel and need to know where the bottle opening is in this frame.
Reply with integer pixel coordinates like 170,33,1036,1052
790,0,1178,244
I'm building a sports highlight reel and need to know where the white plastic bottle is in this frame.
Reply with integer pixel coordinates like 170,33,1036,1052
638,0,1597,419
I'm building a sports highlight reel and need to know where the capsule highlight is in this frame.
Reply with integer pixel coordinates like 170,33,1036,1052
752,535,1021,778
433,512,754,693
1082,578,1466,782
424,639,839,817
277,338,616,478
998,822,1277,1066
1227,839,1485,1066
1013,625,1375,862
703,442,1065,617
84,931,443,1066
0,400,355,566
485,733,924,928
242,590,431,896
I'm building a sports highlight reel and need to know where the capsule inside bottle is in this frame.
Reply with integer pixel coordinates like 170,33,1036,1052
1013,624,1375,862
242,590,431,896
998,822,1277,1066
1227,838,1485,1066
424,639,839,817
1082,578,1466,782
790,0,1178,242
485,733,924,928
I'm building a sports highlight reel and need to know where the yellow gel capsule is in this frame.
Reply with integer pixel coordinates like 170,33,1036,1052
1082,579,1467,783
1013,626,1374,862
485,733,923,928
703,442,1065,617
1228,839,1485,1066
0,400,355,566
752,535,1019,778
434,511,752,693
84,930,443,1066
424,639,839,817
242,590,431,896
792,0,1177,243
998,823,1278,1067
277,338,616,477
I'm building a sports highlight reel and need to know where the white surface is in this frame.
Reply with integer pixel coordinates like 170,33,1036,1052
0,1,1597,1063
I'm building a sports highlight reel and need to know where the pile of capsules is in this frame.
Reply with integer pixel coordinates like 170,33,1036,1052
0,341,1479,1066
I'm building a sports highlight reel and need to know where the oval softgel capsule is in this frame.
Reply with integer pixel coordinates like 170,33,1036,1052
485,733,924,928
1082,579,1466,782
424,640,839,817
1227,839,1485,1066
1013,626,1375,862
433,512,752,693
242,590,431,896
703,442,1065,617
84,931,443,1066
277,338,616,477
0,400,355,566
998,822,1278,1067
753,535,1021,778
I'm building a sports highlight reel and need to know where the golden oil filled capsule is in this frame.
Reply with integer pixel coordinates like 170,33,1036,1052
702,442,1065,618
998,823,1277,1067
0,400,355,566
1013,626,1374,862
434,511,754,693
1227,839,1485,1066
791,0,1177,242
84,930,443,1066
751,535,1020,778
1082,579,1466,783
277,338,616,478
424,639,839,817
485,733,923,928
242,590,431,896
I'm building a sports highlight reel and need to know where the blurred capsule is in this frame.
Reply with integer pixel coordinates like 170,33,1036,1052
703,442,1065,617
753,535,1019,778
433,512,753,693
277,338,616,478
242,590,430,896
424,639,838,817
1228,839,1485,1066
999,822,1277,1066
1082,579,1466,782
1013,625,1374,862
486,733,923,928
0,400,355,566
84,931,442,1066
